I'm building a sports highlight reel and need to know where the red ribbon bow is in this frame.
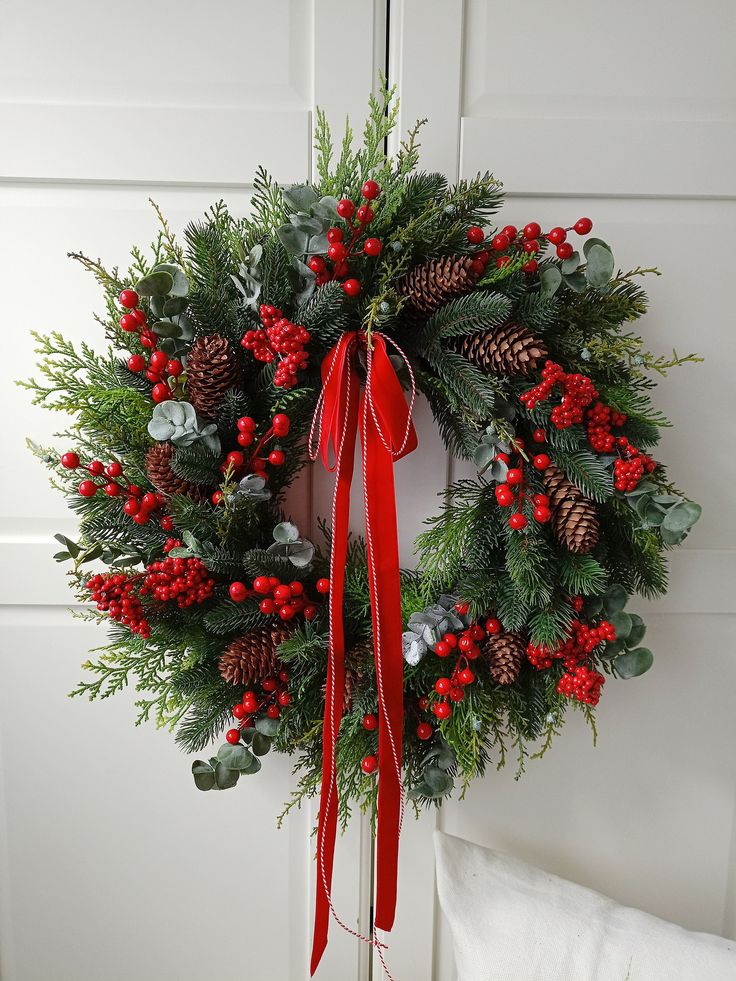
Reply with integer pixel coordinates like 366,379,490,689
308,331,417,975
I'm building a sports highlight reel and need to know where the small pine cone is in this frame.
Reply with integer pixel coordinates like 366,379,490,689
218,626,292,687
483,632,525,685
145,442,205,500
542,464,600,554
186,333,238,420
323,640,371,713
398,256,479,316
453,323,548,376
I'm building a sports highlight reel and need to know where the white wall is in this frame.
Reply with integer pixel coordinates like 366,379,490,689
1,2,734,980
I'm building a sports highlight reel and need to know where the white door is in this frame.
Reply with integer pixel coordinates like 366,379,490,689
0,3,385,979
381,1,736,978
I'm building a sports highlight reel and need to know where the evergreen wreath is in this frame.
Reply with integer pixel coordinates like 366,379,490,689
25,86,702,821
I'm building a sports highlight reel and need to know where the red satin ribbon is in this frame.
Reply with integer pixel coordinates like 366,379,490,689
309,331,417,975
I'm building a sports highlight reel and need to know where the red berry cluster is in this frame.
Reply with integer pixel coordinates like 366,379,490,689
226,668,292,742
527,617,615,705
420,603,495,721
228,574,327,622
127,349,182,404
242,306,310,388
308,179,382,297
85,572,150,638
467,218,593,274
556,665,605,706
118,289,159,351
520,361,598,428
492,441,552,530
61,452,173,530
140,539,215,608
586,402,656,491
213,413,291,504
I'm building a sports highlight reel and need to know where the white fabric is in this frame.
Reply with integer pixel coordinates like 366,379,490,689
434,831,736,981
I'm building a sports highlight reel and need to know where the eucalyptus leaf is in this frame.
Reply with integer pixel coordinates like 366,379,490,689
135,270,174,298
311,196,339,220
273,521,300,544
473,442,495,470
192,760,216,792
539,266,562,298
408,781,433,801
601,639,626,658
214,762,240,789
150,295,166,318
615,647,654,678
166,547,193,558
561,252,581,274
277,224,309,255
603,584,628,616
163,296,188,317
290,213,324,235
283,183,319,212
585,244,615,288
562,271,588,292
582,237,611,258
423,766,453,796
305,233,329,255
660,525,686,546
626,614,646,648
217,743,252,770
609,610,632,640
255,716,280,737
152,320,183,338
643,502,666,526
489,459,508,483
662,501,702,533
152,263,189,297
53,550,71,562
240,753,262,775
251,732,272,757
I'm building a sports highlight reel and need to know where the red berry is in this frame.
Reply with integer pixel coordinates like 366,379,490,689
492,233,510,251
105,461,123,478
132,512,150,525
273,584,292,603
556,243,574,260
327,227,344,243
522,260,539,274
232,704,246,720
104,483,120,497
363,237,382,256
418,696,430,711
417,722,433,741
523,222,542,240
356,205,374,224
253,576,271,595
149,350,168,372
433,702,451,720
574,217,593,235
458,635,473,653
88,460,104,476
278,604,296,620
533,506,552,523
485,617,502,634
362,713,378,731
449,687,465,702
434,640,451,658
343,278,361,297
458,668,475,685
268,450,285,466
361,180,380,200
495,485,514,507
266,705,280,719
79,481,99,497
506,468,523,486
127,355,145,373
548,226,567,245
327,242,347,262
61,451,80,469
308,256,326,273
509,513,528,530
226,451,244,469
229,581,248,602
533,454,550,470
259,598,275,615
238,416,256,433
262,677,278,693
454,601,470,615
166,359,183,377
303,604,318,621
522,239,540,254
160,515,174,531
272,413,290,436
467,226,485,245
435,677,451,695
501,225,517,240
131,308,147,327
141,492,158,511
496,256,512,268
316,578,330,594
443,632,458,648
532,428,546,443
123,498,140,516
151,383,170,403
337,198,355,219
211,491,223,505
361,754,378,774
225,729,241,745
277,691,292,707
119,289,139,309
119,313,139,332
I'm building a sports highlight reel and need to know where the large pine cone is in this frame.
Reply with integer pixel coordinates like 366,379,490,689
218,626,292,687
453,323,547,376
483,632,524,685
542,464,600,554
145,442,205,500
186,333,238,420
398,256,479,316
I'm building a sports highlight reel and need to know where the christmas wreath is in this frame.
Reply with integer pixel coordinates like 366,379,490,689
26,87,701,965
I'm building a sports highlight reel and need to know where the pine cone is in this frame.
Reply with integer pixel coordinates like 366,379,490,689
186,333,238,420
218,626,292,687
145,442,206,500
398,256,479,316
542,464,600,554
323,640,371,713
483,632,524,685
453,323,547,376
